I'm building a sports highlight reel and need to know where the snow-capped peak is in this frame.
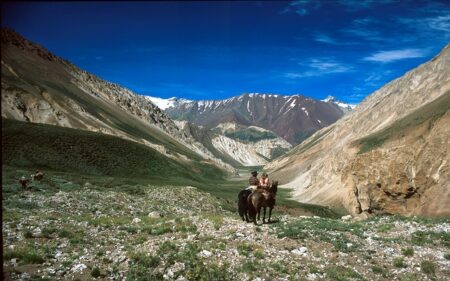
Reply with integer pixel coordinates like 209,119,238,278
322,95,357,110
323,95,336,103
144,95,192,110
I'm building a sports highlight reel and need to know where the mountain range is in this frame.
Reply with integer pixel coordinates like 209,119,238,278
154,93,351,144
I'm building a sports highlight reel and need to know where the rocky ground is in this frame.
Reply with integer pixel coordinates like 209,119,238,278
2,171,450,281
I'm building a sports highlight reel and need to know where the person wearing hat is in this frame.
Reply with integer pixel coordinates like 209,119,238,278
19,176,30,189
246,171,259,191
259,172,270,191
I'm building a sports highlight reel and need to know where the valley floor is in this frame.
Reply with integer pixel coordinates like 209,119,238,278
2,168,450,281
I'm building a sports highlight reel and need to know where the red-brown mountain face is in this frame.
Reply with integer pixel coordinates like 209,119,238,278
165,93,347,144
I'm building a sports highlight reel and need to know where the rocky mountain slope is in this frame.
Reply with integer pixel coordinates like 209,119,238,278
0,28,234,173
164,93,347,144
174,121,292,167
266,44,450,218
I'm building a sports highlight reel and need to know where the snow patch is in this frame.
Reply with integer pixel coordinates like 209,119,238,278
301,107,309,117
144,96,191,110
322,95,357,110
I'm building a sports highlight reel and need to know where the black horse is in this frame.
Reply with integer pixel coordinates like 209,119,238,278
238,189,252,222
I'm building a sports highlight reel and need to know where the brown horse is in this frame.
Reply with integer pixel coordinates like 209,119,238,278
32,171,44,181
247,181,278,225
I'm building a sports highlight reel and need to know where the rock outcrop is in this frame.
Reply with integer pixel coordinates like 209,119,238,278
175,121,292,167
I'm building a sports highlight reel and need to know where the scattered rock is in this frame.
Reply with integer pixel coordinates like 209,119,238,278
171,262,185,273
148,211,160,218
341,215,352,221
199,250,213,258
291,247,308,256
71,263,87,273
132,218,142,224
33,227,42,237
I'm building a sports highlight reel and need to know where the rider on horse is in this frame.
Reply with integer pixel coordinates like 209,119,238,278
258,172,271,199
259,172,270,191
246,171,259,192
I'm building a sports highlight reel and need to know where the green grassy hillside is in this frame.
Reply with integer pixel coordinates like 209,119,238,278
2,118,225,183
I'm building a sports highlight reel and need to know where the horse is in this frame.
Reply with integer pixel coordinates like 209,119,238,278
247,181,278,225
238,189,252,222
31,171,44,181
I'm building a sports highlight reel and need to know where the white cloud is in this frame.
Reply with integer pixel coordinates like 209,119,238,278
363,49,428,63
364,70,392,86
285,58,352,78
280,0,321,16
399,14,450,34
338,0,394,11
314,33,338,44
428,14,450,31
341,28,382,41
340,17,383,41
282,0,394,15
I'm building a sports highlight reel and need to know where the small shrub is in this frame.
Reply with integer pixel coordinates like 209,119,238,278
58,229,72,238
91,266,101,278
204,214,223,230
149,226,172,235
420,260,436,275
23,230,33,239
402,247,414,257
372,265,384,275
444,252,450,260
4,247,44,264
240,260,258,273
41,227,57,238
377,224,393,233
237,243,253,257
325,265,362,280
309,265,320,274
270,261,289,274
254,250,264,259
394,257,406,268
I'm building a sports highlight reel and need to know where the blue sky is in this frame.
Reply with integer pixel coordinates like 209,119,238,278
1,1,449,103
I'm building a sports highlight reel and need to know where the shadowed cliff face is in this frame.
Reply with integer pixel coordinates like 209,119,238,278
266,44,450,218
